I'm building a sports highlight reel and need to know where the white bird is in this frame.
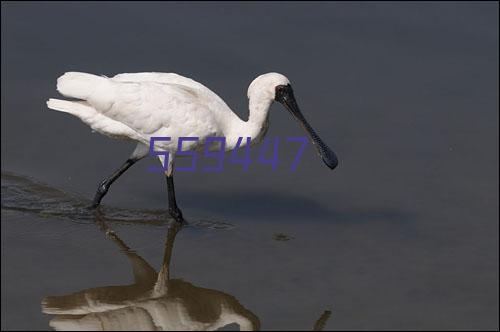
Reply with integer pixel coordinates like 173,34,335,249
47,72,338,222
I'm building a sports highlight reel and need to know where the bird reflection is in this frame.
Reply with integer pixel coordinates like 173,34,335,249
6,169,333,331
41,216,260,331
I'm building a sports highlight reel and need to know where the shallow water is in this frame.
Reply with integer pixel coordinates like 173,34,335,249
2,2,499,330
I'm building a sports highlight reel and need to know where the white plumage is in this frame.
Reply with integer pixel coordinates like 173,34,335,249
47,71,337,220
47,72,287,172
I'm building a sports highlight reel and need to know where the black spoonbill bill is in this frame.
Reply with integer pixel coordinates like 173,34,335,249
47,72,338,222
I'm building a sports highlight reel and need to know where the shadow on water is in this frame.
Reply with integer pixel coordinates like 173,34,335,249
40,212,331,331
1,171,414,227
182,191,414,224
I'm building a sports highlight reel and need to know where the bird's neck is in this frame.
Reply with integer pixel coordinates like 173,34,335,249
247,95,272,138
227,95,272,149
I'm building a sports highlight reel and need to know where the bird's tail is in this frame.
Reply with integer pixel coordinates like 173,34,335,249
46,98,96,117
56,72,108,100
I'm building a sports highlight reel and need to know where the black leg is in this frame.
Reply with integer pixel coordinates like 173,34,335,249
91,158,138,208
166,174,184,223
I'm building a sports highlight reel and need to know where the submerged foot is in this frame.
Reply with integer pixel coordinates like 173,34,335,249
89,200,101,210
168,207,185,223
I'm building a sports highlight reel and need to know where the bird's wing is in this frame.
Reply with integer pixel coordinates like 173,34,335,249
84,79,219,147
52,72,232,149
112,72,232,114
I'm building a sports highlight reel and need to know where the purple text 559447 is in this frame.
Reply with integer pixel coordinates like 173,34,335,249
148,136,309,172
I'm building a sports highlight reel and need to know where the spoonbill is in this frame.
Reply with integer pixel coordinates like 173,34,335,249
47,72,338,222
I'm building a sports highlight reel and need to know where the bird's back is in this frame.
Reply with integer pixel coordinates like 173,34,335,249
112,72,233,115
112,72,242,134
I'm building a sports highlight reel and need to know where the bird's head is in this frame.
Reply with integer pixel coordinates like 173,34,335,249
247,72,290,100
248,72,338,170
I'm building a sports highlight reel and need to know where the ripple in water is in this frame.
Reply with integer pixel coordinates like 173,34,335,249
1,171,234,230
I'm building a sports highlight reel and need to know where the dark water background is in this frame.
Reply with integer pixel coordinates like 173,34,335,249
1,2,498,330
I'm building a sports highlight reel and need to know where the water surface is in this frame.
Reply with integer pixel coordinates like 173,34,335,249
2,2,499,330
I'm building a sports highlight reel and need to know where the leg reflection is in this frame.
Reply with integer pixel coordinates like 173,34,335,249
42,213,260,331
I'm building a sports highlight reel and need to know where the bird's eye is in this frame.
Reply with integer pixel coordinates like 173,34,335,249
275,85,286,95
275,84,291,102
